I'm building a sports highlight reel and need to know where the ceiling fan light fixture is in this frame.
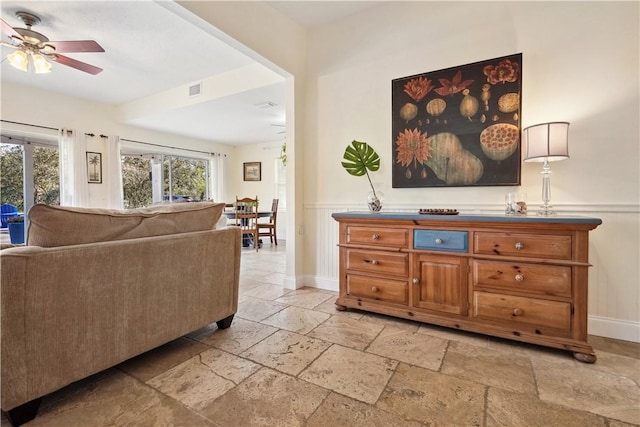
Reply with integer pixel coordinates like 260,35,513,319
3,12,104,75
32,52,52,73
40,43,56,54
7,49,28,72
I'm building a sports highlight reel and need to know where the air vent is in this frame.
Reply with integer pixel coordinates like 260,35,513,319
188,82,201,97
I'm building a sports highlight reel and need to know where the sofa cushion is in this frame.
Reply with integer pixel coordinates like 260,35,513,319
27,202,225,247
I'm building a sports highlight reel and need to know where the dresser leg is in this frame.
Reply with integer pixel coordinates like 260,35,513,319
335,303,347,311
573,351,597,363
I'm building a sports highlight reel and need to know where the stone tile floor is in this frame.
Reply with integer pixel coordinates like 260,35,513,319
3,243,639,426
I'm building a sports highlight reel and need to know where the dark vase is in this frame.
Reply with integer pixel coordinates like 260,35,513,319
8,222,25,244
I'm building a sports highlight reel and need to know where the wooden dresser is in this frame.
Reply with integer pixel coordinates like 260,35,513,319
332,212,602,362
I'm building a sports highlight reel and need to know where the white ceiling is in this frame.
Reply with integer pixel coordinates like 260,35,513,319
0,1,381,146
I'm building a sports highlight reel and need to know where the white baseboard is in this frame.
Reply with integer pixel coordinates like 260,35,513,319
589,315,640,343
303,275,339,292
282,275,301,290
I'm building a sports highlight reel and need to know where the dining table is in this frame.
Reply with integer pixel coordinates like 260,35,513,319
221,210,272,219
222,210,273,247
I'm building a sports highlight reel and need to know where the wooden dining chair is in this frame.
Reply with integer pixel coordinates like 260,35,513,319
258,198,279,245
235,196,259,251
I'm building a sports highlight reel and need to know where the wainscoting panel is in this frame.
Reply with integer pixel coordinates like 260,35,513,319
304,206,344,291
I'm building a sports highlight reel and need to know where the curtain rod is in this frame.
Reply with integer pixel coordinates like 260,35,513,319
1,119,58,131
1,134,56,148
120,138,227,157
1,120,104,136
1,120,226,157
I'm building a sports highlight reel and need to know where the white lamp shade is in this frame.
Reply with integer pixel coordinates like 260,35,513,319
7,49,29,72
32,53,52,74
523,122,570,162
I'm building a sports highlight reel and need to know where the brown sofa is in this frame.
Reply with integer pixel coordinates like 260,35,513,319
1,202,241,426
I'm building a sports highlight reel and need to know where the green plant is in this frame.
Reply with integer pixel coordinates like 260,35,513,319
280,142,287,167
341,140,380,200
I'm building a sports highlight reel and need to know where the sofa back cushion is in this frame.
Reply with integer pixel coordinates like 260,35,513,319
27,202,225,247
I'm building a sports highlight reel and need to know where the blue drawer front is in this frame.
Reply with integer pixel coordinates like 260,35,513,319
413,229,468,253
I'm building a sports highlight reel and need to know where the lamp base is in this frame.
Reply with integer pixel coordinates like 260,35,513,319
536,205,557,216
537,160,557,216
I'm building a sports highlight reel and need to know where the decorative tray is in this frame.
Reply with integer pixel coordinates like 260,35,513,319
418,209,459,215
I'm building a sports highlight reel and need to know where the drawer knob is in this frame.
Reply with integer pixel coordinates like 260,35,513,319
435,238,443,244
371,259,379,265
412,277,419,285
513,308,524,316
515,274,524,282
372,286,378,292
515,242,524,250
372,234,380,240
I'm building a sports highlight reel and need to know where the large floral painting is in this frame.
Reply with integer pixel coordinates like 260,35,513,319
392,53,522,188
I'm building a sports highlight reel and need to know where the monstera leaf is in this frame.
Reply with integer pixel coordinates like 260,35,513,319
341,140,380,177
341,140,380,201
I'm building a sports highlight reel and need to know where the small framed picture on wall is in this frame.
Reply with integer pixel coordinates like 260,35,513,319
86,152,102,184
243,162,261,181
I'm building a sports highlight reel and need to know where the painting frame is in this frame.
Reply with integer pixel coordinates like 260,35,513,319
86,152,102,184
243,162,261,181
391,53,522,188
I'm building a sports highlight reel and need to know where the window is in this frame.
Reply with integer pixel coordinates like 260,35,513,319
122,155,153,209
163,156,208,202
33,145,60,205
0,143,24,210
1,139,60,212
121,151,209,209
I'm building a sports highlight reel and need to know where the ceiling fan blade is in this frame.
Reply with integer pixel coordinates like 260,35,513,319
52,54,103,75
47,40,104,53
1,18,21,39
0,41,20,49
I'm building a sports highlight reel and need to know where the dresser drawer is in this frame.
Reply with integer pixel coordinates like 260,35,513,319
346,226,408,248
346,249,408,277
473,291,571,332
474,232,572,260
472,260,571,297
414,229,468,253
347,274,408,305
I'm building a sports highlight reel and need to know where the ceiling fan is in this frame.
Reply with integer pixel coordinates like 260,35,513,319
0,11,104,75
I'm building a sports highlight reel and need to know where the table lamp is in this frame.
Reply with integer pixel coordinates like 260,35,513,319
522,122,569,216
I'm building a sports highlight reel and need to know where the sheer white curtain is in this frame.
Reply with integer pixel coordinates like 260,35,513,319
151,157,163,204
208,153,228,203
106,135,124,209
59,129,89,207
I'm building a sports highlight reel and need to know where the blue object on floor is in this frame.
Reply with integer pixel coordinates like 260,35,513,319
243,236,262,248
1,204,18,228
8,221,25,244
